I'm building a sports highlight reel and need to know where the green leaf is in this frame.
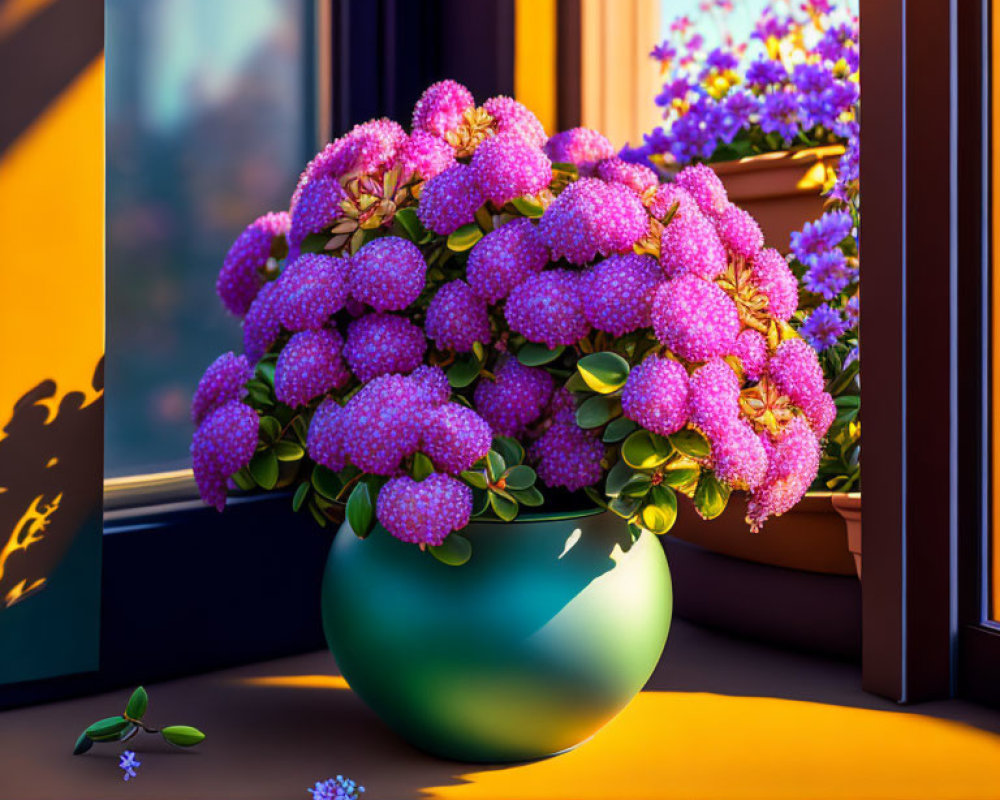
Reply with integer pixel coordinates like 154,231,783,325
411,452,435,481
255,359,276,386
230,467,256,492
577,352,631,394
489,491,519,521
273,440,305,462
472,340,486,361
648,485,678,533
471,487,490,516
826,358,860,396
517,343,565,367
125,686,148,720
447,355,482,388
621,430,673,470
486,450,506,483
509,486,544,507
564,372,590,393
311,465,342,501
576,395,619,429
259,416,281,442
447,223,483,251
551,161,580,179
693,471,731,520
249,450,279,490
605,459,636,497
608,494,641,519
247,384,273,407
86,716,129,740
460,470,489,490
503,464,536,490
603,417,637,443
510,196,545,217
428,532,473,566
492,436,525,467
346,482,374,537
308,500,329,528
73,732,93,755
621,473,653,498
292,481,310,512
669,429,711,459
660,466,701,488
394,207,427,243
161,725,206,747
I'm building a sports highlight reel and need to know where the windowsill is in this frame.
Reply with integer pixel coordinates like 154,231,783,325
3,619,999,800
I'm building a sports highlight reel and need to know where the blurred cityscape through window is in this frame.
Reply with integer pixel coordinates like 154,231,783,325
106,0,315,476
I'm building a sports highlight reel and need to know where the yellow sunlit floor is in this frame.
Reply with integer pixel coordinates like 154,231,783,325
2,621,999,799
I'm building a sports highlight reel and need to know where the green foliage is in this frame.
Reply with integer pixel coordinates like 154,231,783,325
517,342,566,367
161,726,206,747
249,450,279,490
446,223,483,251
668,429,711,460
693,471,731,520
125,686,148,720
74,687,204,755
448,350,486,388
346,482,375,538
576,352,630,394
575,395,619,429
621,429,673,470
429,532,473,566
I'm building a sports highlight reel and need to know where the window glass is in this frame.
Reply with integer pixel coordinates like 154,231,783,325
105,0,314,476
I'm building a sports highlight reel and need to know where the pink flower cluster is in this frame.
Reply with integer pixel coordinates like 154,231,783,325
194,80,833,549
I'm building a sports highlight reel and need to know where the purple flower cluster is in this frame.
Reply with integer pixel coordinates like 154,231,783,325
418,164,484,235
274,329,350,407
275,254,349,331
634,3,858,165
505,270,590,348
425,280,491,352
473,358,553,437
544,128,615,175
376,473,472,546
530,421,604,491
344,312,426,382
191,400,258,511
196,76,835,546
580,254,661,336
217,212,290,316
621,357,690,437
466,218,549,304
191,352,252,425
349,237,427,312
538,178,647,264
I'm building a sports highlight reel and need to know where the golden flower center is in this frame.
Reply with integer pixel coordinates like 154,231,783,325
445,107,497,158
739,377,796,437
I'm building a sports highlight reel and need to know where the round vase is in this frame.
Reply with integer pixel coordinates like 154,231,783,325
321,509,672,762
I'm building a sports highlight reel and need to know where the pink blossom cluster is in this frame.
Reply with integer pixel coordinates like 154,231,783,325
194,80,836,548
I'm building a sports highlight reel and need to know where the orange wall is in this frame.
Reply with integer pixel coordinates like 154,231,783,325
0,55,105,423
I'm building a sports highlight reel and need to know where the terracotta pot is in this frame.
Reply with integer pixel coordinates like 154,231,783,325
709,145,845,251
831,493,862,579
668,491,857,576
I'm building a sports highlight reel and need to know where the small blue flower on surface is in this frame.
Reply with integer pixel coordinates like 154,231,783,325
119,750,141,782
308,775,365,800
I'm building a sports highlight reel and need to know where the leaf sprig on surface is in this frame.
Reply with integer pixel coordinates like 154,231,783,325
73,686,206,755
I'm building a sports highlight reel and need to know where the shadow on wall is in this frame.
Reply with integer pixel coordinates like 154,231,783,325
0,358,104,610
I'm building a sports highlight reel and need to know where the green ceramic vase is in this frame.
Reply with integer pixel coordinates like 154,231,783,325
321,509,672,762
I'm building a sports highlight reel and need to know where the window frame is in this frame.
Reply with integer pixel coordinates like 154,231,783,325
957,0,1000,707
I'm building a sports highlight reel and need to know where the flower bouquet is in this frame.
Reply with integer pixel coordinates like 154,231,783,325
188,78,835,760
190,79,833,557
629,0,858,177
